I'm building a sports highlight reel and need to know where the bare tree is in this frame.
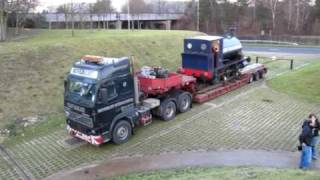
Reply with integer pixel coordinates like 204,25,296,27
93,0,114,29
268,0,278,31
76,3,87,29
122,0,149,29
10,0,38,35
0,0,8,41
287,0,292,30
57,4,70,29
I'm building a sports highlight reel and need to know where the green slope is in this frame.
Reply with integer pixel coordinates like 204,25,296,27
268,60,320,103
114,167,320,180
0,29,201,131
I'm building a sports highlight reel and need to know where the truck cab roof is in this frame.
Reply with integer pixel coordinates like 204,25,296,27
70,55,130,80
186,35,223,41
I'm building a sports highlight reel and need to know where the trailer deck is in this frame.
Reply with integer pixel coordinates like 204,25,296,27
193,74,251,103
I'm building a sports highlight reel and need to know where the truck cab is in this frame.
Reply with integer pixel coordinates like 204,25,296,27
64,55,138,145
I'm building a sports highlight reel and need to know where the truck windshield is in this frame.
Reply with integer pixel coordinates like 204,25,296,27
68,79,96,101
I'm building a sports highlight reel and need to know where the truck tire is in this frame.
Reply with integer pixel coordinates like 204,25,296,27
177,92,192,113
159,99,176,121
112,120,132,144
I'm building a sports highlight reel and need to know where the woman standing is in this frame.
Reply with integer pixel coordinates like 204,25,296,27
310,114,319,160
299,117,313,169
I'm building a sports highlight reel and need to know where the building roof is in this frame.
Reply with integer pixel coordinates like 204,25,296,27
43,13,184,22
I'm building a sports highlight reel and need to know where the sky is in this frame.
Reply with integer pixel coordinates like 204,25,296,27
36,0,190,12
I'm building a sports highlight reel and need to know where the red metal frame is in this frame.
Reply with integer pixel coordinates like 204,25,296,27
179,68,213,80
193,74,250,103
138,73,183,95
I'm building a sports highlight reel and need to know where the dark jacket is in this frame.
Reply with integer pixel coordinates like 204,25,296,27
299,120,313,146
312,120,320,137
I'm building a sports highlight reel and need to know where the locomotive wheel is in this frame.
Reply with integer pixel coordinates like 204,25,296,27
177,92,192,113
159,99,176,121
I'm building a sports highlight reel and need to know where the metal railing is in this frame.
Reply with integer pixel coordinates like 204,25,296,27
255,56,294,70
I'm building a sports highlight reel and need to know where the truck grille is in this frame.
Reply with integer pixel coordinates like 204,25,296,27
69,111,93,128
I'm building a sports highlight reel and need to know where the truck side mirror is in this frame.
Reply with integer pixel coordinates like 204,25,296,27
99,88,108,103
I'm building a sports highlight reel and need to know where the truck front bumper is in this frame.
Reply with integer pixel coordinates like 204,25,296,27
67,125,110,146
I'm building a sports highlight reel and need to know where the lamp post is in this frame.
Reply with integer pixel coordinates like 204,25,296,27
127,0,130,30
71,0,74,37
197,0,199,31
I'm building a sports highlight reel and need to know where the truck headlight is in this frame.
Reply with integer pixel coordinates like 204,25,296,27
65,110,70,117
92,95,96,102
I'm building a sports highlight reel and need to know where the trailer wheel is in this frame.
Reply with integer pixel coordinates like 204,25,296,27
177,92,192,113
112,120,132,144
259,70,265,79
160,99,176,121
249,74,254,83
253,72,260,81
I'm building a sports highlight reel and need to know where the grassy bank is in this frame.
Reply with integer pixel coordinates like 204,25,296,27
114,167,320,180
0,29,201,132
268,60,320,103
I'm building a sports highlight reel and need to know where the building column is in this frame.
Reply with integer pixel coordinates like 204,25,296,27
116,20,122,29
166,20,171,30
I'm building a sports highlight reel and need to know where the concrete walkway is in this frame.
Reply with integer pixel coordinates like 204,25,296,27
46,150,320,180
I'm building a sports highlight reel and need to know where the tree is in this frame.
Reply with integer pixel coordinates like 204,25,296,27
122,0,149,14
316,0,320,19
57,4,71,29
0,0,8,41
122,0,150,29
10,0,38,35
93,0,114,29
268,0,279,31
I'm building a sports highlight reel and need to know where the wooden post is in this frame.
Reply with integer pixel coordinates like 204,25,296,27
256,56,259,63
290,59,293,70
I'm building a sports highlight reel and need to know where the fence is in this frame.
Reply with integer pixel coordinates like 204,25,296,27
239,35,320,46
255,56,294,70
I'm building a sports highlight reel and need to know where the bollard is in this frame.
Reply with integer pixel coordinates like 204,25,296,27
290,59,293,70
256,56,259,63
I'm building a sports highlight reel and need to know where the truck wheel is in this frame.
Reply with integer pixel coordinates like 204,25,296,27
112,120,132,144
160,99,176,121
177,92,192,113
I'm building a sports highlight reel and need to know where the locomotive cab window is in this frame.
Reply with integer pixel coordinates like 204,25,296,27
212,41,220,52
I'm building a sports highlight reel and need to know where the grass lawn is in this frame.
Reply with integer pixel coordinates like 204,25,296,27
114,167,320,180
268,60,320,103
0,29,201,134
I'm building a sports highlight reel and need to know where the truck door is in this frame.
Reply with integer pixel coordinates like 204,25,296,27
95,75,134,129
95,80,119,128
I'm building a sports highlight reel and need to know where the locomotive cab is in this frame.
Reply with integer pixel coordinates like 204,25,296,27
180,35,245,83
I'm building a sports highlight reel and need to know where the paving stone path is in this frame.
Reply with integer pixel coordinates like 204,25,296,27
45,150,320,180
0,59,319,180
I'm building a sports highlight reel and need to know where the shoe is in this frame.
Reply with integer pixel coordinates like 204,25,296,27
299,167,308,170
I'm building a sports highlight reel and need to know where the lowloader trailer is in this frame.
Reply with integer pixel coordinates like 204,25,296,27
64,35,267,145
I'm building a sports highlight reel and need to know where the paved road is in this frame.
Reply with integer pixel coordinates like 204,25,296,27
243,46,320,55
46,150,320,180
